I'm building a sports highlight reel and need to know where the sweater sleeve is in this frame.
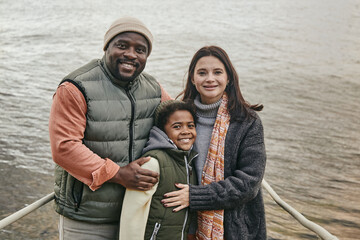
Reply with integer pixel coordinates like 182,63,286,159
119,157,160,240
49,82,120,191
189,117,266,210
158,82,173,101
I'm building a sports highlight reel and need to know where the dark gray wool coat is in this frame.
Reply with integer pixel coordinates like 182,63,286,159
189,111,267,240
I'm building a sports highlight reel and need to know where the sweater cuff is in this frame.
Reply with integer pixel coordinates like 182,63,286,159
89,159,120,191
189,185,214,209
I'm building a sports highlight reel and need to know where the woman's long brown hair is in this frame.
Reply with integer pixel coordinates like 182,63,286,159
177,46,263,121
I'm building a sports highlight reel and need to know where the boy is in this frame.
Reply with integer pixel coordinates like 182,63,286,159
119,100,197,240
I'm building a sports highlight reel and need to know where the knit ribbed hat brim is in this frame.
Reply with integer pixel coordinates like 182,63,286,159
103,16,153,55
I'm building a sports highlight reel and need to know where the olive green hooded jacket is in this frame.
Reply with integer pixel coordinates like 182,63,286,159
142,126,198,240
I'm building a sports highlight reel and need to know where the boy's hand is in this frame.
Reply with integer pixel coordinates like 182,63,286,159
109,157,159,190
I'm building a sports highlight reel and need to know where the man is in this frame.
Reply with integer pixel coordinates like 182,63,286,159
49,17,171,239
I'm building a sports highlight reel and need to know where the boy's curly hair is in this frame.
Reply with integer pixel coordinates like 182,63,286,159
154,100,197,131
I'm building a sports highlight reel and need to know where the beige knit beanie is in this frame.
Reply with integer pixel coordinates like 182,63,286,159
103,16,153,55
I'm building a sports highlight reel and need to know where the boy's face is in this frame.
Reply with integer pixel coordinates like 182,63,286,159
164,110,196,151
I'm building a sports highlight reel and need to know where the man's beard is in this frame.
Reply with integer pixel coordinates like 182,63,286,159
117,59,143,82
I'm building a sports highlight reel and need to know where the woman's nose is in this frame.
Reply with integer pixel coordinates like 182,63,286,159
206,73,215,81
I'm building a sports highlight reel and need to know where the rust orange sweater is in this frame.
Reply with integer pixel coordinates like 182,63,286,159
49,82,172,191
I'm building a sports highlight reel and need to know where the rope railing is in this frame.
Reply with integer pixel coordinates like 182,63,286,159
0,181,339,240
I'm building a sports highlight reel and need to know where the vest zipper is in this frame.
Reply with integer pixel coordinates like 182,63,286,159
150,222,161,240
126,87,135,162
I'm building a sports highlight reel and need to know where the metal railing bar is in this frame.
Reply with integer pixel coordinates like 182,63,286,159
0,192,54,230
0,181,340,240
262,179,339,240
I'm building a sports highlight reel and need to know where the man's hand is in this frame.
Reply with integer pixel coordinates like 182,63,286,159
109,157,159,190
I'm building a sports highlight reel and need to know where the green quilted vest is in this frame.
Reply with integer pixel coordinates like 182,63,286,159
54,59,161,223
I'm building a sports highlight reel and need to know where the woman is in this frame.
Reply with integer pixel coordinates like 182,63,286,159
161,46,267,240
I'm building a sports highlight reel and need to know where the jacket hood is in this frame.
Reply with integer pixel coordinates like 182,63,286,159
142,126,178,154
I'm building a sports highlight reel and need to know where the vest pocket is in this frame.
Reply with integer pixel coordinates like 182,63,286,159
71,179,83,212
149,222,161,240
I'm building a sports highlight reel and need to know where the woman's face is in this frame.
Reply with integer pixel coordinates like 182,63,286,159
192,56,228,104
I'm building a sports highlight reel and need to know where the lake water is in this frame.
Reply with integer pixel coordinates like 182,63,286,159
0,0,359,239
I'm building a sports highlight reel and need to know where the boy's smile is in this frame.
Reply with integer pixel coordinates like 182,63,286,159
164,110,196,151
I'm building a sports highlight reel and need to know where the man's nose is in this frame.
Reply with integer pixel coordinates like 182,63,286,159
124,47,137,59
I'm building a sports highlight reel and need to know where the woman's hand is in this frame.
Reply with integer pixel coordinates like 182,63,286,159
161,183,189,212
187,234,197,240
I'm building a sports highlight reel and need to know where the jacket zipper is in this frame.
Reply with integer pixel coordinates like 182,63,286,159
125,85,135,162
187,153,198,176
180,153,198,239
180,155,192,240
150,222,161,240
